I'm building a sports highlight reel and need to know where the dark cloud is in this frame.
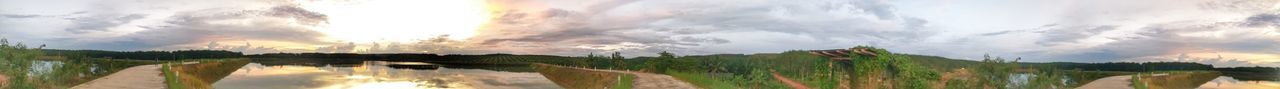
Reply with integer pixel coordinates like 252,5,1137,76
1243,13,1280,27
471,0,933,56
266,6,329,25
63,5,332,50
1,14,40,18
63,14,147,34
1047,15,1280,64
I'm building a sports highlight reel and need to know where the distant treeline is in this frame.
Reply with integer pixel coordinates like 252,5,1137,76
42,49,242,60
247,53,586,65
903,54,1218,72
1027,62,1215,72
1215,67,1280,81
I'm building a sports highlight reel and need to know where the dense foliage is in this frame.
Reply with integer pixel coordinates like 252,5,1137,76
1215,67,1280,81
44,49,242,60
0,39,160,88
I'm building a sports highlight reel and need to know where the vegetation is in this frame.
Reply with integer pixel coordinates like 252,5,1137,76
0,39,161,88
5,36,1275,89
164,59,252,89
531,63,635,89
163,64,184,89
538,46,1076,89
44,49,243,60
1137,71,1221,89
1133,74,1148,89
1215,67,1280,81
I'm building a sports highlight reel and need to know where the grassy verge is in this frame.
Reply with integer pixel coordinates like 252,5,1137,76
666,70,739,89
532,63,635,89
1138,71,1220,89
162,64,185,89
1132,74,1148,89
163,59,251,89
614,74,634,89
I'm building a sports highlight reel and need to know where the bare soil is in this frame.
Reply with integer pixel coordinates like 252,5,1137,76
1076,75,1135,89
70,64,165,89
581,68,700,89
1,74,9,88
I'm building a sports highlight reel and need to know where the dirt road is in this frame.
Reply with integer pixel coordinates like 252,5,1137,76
1076,75,1134,89
1,74,9,88
577,68,700,89
70,64,166,89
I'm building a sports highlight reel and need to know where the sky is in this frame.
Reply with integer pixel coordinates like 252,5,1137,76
1,0,1278,67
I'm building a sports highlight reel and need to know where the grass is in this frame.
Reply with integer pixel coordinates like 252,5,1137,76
1,40,166,88
163,64,185,89
666,70,739,89
1132,74,1148,89
163,59,251,89
531,63,634,89
1137,71,1220,89
614,74,634,89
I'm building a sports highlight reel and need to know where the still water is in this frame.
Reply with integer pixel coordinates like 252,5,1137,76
1197,76,1280,89
211,61,561,89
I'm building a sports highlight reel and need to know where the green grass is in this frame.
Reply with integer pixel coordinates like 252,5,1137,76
163,64,185,89
0,39,166,88
1132,74,1148,89
1137,71,1220,89
666,70,739,89
614,74,634,89
164,59,251,89
532,63,633,89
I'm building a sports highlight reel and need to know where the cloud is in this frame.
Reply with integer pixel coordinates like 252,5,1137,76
63,14,147,34
1,14,41,18
469,0,933,56
1243,13,1280,28
58,5,333,50
1046,12,1280,66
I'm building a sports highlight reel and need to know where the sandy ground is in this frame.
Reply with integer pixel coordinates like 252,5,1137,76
70,64,166,89
1,74,9,88
1076,75,1134,89
575,68,699,89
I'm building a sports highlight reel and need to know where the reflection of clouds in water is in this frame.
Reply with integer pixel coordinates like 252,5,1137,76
1198,76,1280,89
212,62,559,89
214,64,335,89
436,69,560,89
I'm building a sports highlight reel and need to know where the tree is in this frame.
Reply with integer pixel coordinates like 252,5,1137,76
611,52,627,70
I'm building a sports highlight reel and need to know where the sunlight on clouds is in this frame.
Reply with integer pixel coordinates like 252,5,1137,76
300,0,492,43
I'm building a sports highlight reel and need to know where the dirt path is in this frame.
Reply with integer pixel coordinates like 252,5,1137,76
1076,75,1134,89
1077,73,1171,89
1,74,9,88
70,64,165,89
578,68,699,89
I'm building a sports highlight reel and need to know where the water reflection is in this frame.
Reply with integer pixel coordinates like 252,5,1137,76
1198,76,1280,89
213,61,560,89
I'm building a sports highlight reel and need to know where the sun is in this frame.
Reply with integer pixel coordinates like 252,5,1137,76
303,0,492,43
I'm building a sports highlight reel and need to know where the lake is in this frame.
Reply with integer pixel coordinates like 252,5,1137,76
211,59,561,89
1198,76,1280,89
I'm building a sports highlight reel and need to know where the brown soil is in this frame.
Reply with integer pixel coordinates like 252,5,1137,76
70,64,165,89
1,74,9,88
770,70,811,89
1076,75,1135,89
589,68,700,89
